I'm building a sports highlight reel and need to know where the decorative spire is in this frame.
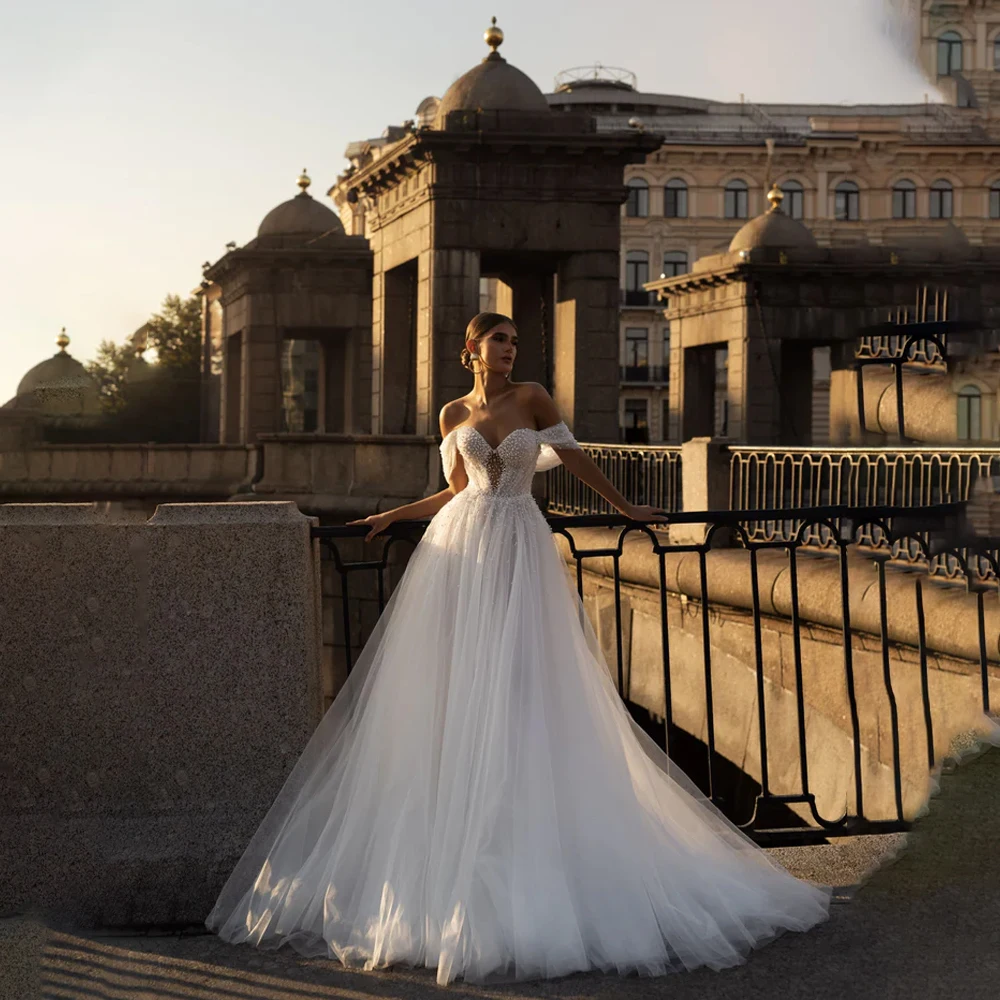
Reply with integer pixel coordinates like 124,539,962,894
297,168,311,194
767,182,785,213
484,16,504,57
56,327,69,352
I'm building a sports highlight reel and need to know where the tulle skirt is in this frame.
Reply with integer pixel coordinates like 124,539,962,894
206,489,831,985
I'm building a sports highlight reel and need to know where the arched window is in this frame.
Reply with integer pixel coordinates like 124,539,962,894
892,179,917,219
624,249,651,305
780,179,804,220
626,178,649,218
834,180,860,221
938,31,964,76
991,181,1000,219
957,384,982,441
664,178,688,218
661,251,688,278
930,179,954,219
724,179,748,219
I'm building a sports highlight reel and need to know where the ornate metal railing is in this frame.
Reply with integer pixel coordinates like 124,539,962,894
730,446,1000,580
544,443,681,515
314,502,997,848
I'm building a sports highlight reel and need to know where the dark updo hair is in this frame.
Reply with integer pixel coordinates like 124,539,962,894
460,311,517,372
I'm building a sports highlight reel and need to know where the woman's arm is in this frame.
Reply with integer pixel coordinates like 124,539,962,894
529,384,667,522
347,403,469,540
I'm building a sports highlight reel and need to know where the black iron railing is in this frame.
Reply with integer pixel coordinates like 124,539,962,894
730,445,1000,580
544,443,681,515
313,502,997,848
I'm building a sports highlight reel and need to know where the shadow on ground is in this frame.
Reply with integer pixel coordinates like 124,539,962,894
3,747,997,1000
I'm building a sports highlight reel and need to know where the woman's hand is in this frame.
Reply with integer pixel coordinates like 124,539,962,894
346,512,396,542
619,503,670,525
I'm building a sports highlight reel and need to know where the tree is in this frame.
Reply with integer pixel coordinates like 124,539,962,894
144,293,201,373
85,338,134,415
80,292,203,442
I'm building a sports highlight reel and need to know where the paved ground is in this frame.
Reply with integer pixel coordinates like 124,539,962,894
3,749,997,1000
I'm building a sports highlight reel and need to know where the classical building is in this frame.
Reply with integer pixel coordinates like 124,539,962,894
1,330,102,444
200,171,374,444
333,3,1000,444
328,21,656,442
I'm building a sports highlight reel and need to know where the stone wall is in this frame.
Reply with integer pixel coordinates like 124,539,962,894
557,528,1000,825
0,501,322,927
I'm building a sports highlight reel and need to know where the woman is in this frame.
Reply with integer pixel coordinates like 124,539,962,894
205,311,831,985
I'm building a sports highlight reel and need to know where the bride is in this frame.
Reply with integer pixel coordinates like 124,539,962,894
205,311,831,985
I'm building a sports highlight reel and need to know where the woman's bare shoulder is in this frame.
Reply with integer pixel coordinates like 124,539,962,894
514,382,560,426
439,397,471,437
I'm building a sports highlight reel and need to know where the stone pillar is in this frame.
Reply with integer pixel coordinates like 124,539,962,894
729,334,782,444
381,261,418,434
222,332,242,444
418,249,481,436
828,340,860,445
673,437,731,545
243,325,281,442
495,272,553,390
554,252,620,440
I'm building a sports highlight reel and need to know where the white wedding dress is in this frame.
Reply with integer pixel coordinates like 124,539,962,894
206,420,831,985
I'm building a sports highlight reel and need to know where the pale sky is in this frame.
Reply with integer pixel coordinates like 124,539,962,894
0,0,932,405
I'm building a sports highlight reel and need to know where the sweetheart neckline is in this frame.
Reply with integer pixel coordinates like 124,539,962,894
445,424,540,453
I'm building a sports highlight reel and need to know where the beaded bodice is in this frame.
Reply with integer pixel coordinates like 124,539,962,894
440,421,581,499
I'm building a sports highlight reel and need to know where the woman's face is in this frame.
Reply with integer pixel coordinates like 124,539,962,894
468,322,517,376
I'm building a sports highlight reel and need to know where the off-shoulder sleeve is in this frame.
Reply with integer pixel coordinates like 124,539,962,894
440,431,459,483
535,420,581,473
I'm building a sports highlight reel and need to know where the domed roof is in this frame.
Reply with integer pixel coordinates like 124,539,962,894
17,330,95,397
258,171,344,238
15,330,101,418
729,185,818,253
435,19,550,126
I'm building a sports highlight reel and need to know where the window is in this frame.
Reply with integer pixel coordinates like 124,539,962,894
991,182,1000,219
994,37,1000,71
622,399,649,444
834,180,860,221
662,322,671,364
661,250,688,278
664,178,688,218
626,177,649,218
624,250,651,305
938,31,963,77
662,399,669,439
781,179,804,220
624,327,649,368
724,179,749,219
957,384,982,441
930,179,954,219
892,179,916,219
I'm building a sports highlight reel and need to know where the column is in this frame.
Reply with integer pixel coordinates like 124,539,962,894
495,272,554,390
242,325,281,443
553,252,620,441
381,261,418,435
418,249,481,436
222,332,242,444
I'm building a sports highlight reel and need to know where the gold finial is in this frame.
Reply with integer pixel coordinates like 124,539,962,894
297,169,311,194
56,327,69,352
484,16,504,55
767,183,784,212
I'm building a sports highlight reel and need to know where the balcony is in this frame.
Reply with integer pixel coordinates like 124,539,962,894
620,364,668,384
621,289,656,308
